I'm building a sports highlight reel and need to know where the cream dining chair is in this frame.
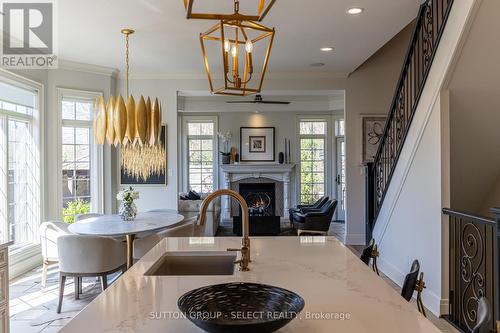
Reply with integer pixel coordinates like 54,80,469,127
132,217,200,260
56,235,126,313
39,221,72,288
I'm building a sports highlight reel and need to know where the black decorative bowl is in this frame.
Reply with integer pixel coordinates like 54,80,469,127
177,282,305,333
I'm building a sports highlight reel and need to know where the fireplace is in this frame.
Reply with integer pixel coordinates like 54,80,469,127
233,182,281,236
239,183,275,216
220,163,295,221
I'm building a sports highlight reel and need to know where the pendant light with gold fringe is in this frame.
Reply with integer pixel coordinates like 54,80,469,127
93,29,166,181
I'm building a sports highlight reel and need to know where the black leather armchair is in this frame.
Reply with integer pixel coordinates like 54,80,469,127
288,196,329,223
292,200,337,236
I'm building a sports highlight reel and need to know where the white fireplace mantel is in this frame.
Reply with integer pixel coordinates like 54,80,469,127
220,163,295,220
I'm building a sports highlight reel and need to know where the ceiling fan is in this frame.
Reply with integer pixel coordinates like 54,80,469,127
226,94,291,105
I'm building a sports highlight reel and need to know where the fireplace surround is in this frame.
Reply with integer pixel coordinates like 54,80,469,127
220,163,295,221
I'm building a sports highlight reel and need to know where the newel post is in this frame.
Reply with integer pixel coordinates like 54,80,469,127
365,162,375,244
491,207,500,331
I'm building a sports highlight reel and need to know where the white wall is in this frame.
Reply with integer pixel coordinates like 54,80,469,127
375,94,446,315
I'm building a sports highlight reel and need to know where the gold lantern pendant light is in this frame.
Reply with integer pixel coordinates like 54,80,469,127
198,0,275,96
93,29,166,181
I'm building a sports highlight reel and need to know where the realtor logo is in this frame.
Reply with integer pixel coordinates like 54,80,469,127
1,1,57,68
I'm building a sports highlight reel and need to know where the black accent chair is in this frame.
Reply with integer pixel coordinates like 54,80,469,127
360,238,379,275
472,297,491,333
292,200,337,236
401,260,427,317
288,196,329,223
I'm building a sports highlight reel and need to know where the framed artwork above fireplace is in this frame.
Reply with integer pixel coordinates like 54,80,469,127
240,127,275,162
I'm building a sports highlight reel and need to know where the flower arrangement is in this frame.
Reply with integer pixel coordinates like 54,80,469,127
117,186,139,221
218,131,233,164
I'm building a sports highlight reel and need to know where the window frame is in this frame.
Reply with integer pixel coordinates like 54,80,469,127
180,115,218,193
57,88,104,220
296,116,333,205
0,69,43,259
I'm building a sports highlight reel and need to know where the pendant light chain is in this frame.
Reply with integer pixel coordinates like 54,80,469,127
125,32,130,98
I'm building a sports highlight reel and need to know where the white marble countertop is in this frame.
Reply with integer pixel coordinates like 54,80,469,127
61,236,441,333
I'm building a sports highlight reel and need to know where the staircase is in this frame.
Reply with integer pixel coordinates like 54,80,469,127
366,0,455,238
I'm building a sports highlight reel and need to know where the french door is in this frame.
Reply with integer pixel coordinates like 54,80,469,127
336,137,346,221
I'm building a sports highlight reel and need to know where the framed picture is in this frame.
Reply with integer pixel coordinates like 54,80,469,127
120,125,167,185
249,136,266,153
240,127,275,162
362,116,387,164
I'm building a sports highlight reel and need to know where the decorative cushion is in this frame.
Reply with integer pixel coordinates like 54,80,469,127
187,190,201,200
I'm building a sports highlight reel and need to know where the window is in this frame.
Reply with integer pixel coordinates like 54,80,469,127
335,119,345,136
59,90,102,223
299,120,327,204
186,120,216,193
0,78,40,248
335,118,346,220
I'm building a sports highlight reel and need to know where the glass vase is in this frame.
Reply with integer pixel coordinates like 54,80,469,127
119,201,137,221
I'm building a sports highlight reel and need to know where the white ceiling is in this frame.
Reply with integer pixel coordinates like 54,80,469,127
57,0,422,77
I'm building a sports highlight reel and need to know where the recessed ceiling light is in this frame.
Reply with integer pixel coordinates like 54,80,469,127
347,7,364,15
310,62,325,67
320,47,334,52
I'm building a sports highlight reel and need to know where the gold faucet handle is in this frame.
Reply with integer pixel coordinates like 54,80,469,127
227,248,242,252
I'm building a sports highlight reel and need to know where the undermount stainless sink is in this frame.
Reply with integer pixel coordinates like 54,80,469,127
145,251,237,276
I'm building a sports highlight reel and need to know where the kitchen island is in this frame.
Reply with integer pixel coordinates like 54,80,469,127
61,236,441,332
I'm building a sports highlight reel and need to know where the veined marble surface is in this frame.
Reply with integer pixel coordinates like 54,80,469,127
68,212,185,237
61,236,441,332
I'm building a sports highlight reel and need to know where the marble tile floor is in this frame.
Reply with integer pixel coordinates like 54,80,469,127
9,263,117,332
10,237,458,333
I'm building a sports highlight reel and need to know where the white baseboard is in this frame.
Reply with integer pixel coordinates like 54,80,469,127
344,233,366,245
378,256,444,316
440,299,449,316
9,245,43,280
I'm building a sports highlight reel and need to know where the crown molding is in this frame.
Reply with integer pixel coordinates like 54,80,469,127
118,71,350,80
57,60,119,78
55,60,350,81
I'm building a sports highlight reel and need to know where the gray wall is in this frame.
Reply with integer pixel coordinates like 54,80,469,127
448,0,500,217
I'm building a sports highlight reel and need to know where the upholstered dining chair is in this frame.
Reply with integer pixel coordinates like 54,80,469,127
133,217,199,260
472,297,492,333
39,221,72,288
292,200,337,236
401,259,427,317
360,238,379,275
57,235,126,313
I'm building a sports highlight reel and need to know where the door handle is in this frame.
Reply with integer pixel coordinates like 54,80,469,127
336,175,341,185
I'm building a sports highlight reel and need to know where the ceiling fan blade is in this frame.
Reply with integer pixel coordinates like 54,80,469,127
258,0,265,15
226,101,258,104
260,101,291,104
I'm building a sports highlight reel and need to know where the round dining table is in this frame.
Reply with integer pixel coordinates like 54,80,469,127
68,211,185,269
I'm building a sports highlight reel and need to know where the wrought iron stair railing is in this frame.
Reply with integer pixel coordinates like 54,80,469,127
442,208,500,333
366,0,455,234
